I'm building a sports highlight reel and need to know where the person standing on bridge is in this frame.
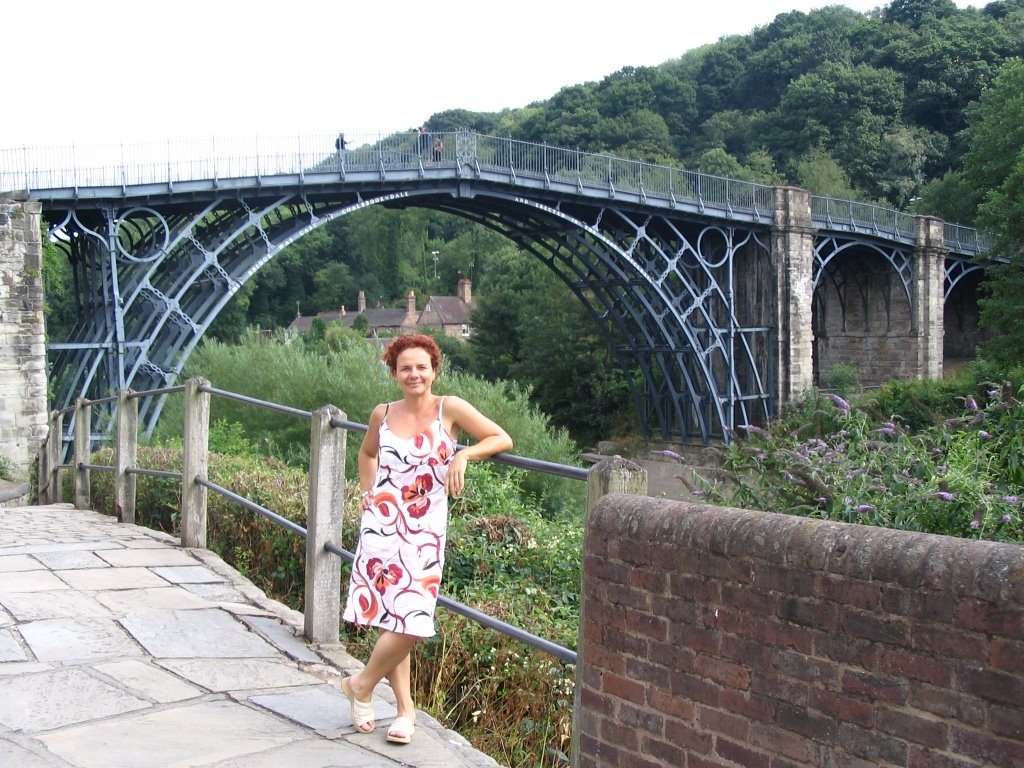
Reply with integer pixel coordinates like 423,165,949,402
340,333,513,745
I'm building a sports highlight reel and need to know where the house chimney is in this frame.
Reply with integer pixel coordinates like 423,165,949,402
458,277,472,305
340,305,346,316
406,290,417,319
357,291,366,313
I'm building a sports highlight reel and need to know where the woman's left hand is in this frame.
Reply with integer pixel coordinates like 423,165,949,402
446,451,469,497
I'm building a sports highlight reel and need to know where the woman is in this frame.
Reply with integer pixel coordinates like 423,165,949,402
340,333,513,744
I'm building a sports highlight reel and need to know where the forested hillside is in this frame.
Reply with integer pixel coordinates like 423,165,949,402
42,0,1024,445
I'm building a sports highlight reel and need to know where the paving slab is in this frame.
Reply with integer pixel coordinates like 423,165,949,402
0,667,150,731
0,570,68,593
37,699,307,768
55,566,170,591
93,659,203,703
0,739,60,768
0,554,41,572
156,657,324,692
204,737,400,767
31,550,111,570
0,628,27,661
0,589,111,621
152,564,228,583
97,548,200,567
244,615,323,663
94,586,214,613
19,617,144,662
120,608,279,658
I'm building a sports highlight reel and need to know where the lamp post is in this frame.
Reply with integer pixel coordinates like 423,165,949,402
431,250,439,279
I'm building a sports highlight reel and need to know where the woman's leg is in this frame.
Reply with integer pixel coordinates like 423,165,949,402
348,630,418,721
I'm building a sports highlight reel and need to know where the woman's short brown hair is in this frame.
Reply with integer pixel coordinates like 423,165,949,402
382,334,443,374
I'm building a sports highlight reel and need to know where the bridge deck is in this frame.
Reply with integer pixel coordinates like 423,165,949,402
0,503,499,768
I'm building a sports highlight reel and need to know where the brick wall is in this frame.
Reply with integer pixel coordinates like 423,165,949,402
578,494,1024,768
0,200,48,478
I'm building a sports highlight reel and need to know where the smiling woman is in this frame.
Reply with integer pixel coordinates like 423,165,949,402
338,333,512,745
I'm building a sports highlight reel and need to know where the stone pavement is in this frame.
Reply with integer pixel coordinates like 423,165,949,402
0,503,503,768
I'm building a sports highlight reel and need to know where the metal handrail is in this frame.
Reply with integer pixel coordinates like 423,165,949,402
2,129,986,252
53,381,581,664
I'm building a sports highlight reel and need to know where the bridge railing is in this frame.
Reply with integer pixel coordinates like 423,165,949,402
2,130,988,252
35,378,638,665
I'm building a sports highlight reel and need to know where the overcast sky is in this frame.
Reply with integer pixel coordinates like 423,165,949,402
2,0,978,148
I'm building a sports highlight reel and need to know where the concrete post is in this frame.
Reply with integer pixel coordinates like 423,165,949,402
771,186,816,402
304,405,346,644
73,399,91,510
115,389,139,524
181,377,210,549
912,216,947,380
47,411,63,504
573,456,648,768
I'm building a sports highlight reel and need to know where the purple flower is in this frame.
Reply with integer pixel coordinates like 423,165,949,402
988,389,1000,399
1002,495,1020,504
1002,513,1013,523
854,504,875,514
736,424,772,439
965,395,978,411
660,450,686,463
979,430,993,440
827,393,851,413
970,519,980,529
932,491,956,502
873,426,898,436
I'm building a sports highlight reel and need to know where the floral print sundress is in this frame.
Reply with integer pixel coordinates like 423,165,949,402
342,398,455,638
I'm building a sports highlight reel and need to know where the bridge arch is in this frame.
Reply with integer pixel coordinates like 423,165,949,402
9,130,991,452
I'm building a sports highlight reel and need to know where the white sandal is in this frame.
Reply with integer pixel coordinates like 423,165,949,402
387,715,416,744
340,677,375,733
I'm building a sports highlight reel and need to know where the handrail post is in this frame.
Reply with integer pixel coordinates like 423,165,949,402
47,410,64,503
37,413,51,502
115,389,139,523
304,405,347,644
181,377,211,548
73,398,91,510
573,456,647,768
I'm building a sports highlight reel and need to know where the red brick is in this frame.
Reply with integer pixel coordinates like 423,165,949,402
838,721,909,765
641,734,687,767
822,575,884,610
672,623,721,655
618,701,665,736
697,705,750,740
907,745,983,768
600,718,639,750
875,707,949,749
759,616,816,654
908,684,986,725
720,689,775,723
814,632,881,669
911,625,988,662
720,635,773,670
651,594,700,624
603,581,650,610
775,649,838,686
778,596,838,631
696,654,751,691
649,639,697,673
989,703,1024,741
951,726,1024,768
603,671,646,705
664,718,714,754
957,665,1024,707
580,733,623,767
841,670,909,705
672,670,723,707
751,669,809,707
669,572,720,602
626,656,672,688
841,607,910,644
808,687,874,727
581,642,625,676
628,566,667,594
880,649,954,687
625,608,668,641
990,638,1024,673
956,598,1024,638
649,686,696,722
750,721,815,763
717,736,771,768
580,686,615,717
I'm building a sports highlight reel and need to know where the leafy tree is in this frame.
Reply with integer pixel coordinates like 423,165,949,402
964,59,1024,364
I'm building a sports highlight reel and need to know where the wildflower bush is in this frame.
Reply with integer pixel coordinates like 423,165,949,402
697,378,1024,543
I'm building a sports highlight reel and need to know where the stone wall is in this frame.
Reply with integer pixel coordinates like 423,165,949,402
577,494,1023,768
0,200,48,479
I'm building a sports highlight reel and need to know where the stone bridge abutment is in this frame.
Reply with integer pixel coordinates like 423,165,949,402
0,199,47,483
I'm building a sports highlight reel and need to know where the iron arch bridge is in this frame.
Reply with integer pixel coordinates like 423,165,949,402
0,130,991,449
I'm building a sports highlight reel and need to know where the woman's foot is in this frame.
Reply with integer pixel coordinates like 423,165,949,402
387,714,416,744
340,676,375,733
